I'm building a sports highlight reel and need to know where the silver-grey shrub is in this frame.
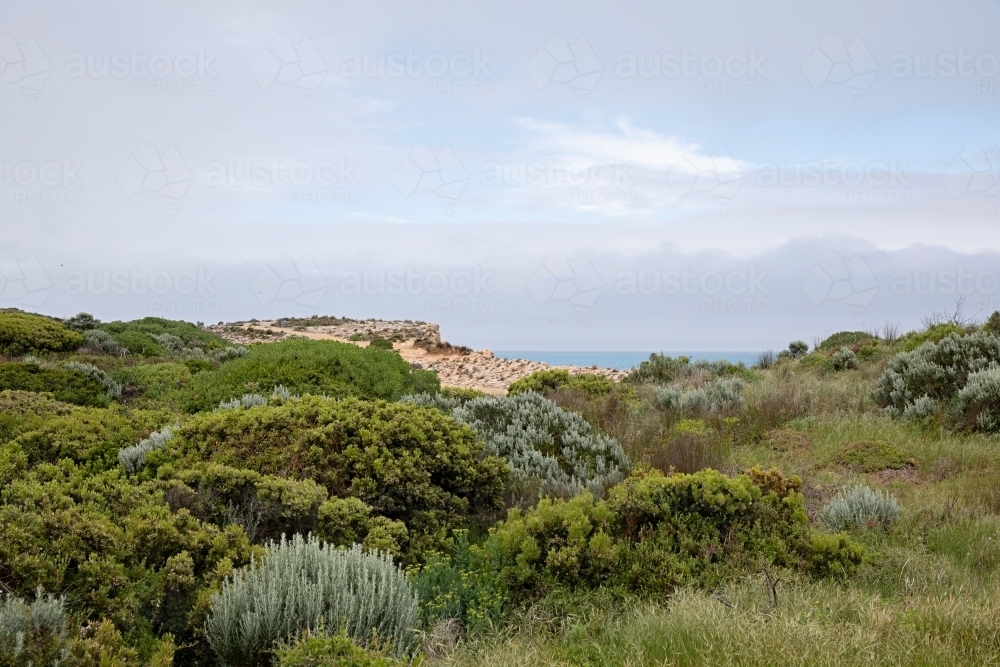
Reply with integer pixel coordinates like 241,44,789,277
831,346,859,371
822,485,901,530
405,392,630,499
215,346,249,362
873,332,1000,417
82,329,126,357
0,587,68,664
151,332,187,353
218,393,268,411
64,361,122,399
118,425,175,474
217,386,299,411
955,364,1000,432
204,535,418,665
654,378,744,415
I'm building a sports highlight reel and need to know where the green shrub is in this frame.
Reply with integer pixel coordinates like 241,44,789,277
817,331,874,353
275,630,400,667
205,535,418,666
439,386,486,401
119,425,176,474
625,353,690,384
491,468,856,600
64,361,123,399
408,530,507,633
186,357,215,374
0,312,83,357
626,353,751,385
165,396,506,561
63,312,101,332
821,485,901,530
0,459,256,653
163,463,328,543
106,329,165,356
110,362,193,404
836,440,912,472
0,391,73,444
788,340,809,358
807,532,866,577
409,392,631,502
0,361,112,407
100,317,230,351
873,332,1000,418
180,339,440,412
983,311,1000,336
898,323,968,351
508,369,613,396
368,337,395,351
14,404,167,473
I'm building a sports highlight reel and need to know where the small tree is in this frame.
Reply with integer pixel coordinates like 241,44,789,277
788,340,809,358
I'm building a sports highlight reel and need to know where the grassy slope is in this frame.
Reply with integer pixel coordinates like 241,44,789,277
442,348,1000,666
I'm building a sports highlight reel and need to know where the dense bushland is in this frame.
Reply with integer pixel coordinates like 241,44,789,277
0,311,84,357
159,396,507,561
9,310,1000,666
180,339,439,412
0,361,114,407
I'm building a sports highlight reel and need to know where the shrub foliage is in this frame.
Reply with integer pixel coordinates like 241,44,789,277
0,312,83,357
205,535,418,665
181,339,439,412
166,396,507,560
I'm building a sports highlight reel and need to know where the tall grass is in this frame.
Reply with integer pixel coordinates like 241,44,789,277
437,581,1000,666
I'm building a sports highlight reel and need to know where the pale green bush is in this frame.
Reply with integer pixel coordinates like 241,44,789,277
831,347,859,371
218,393,268,411
82,329,126,357
955,364,1000,432
654,378,744,415
217,385,299,411
64,361,123,399
873,332,1000,416
902,395,937,420
216,346,249,362
0,587,68,665
118,425,175,474
204,535,418,666
405,392,630,499
822,485,901,530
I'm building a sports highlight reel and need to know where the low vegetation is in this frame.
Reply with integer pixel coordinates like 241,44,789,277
5,309,1000,665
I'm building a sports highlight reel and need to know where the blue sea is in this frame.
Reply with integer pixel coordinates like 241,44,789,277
493,351,760,371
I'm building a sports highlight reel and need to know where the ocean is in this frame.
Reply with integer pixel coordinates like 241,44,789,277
493,351,760,371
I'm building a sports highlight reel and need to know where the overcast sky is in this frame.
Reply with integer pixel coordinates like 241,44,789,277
2,0,1000,350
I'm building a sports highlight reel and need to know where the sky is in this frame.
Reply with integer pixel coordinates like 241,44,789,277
2,0,1000,351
